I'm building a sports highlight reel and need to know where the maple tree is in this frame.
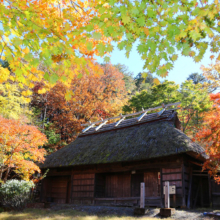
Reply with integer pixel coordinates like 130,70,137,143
195,93,220,182
0,83,31,120
0,0,112,91
0,0,219,90
0,116,47,182
32,63,127,151
92,0,220,77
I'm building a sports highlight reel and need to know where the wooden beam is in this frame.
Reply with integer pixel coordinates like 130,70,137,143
187,168,193,209
82,124,95,133
208,174,212,208
115,117,125,127
160,168,164,208
137,111,148,122
81,102,181,126
95,120,108,131
157,108,166,117
182,163,186,207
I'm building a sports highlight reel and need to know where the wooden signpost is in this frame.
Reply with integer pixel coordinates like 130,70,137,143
160,181,175,217
134,182,147,215
140,182,145,208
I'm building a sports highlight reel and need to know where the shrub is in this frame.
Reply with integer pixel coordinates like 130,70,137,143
0,179,34,211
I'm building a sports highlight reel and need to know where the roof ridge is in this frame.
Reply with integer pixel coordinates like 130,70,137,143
79,109,177,137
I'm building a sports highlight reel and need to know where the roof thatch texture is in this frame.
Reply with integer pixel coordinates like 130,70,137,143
41,110,205,168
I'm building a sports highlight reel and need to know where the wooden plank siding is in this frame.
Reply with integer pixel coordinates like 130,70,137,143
211,179,220,208
161,167,183,207
41,155,212,208
71,174,95,204
41,176,71,204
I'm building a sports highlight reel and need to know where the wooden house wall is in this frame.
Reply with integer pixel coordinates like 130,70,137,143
41,176,71,204
41,154,211,208
71,173,95,204
144,172,160,197
161,167,183,207
210,179,220,208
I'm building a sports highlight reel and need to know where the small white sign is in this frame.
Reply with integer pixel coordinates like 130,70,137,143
163,185,176,194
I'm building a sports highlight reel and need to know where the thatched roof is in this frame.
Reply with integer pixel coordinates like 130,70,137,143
41,110,206,168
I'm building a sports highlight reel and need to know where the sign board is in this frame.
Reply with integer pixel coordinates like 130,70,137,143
163,185,176,194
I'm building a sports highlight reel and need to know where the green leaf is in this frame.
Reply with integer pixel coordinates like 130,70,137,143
86,42,93,51
44,72,50,81
104,56,110,62
49,73,59,84
190,30,201,41
93,32,102,40
77,73,83,79
122,15,131,25
137,17,145,27
97,43,105,56
171,54,178,61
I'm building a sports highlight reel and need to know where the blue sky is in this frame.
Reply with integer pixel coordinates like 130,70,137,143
97,42,215,85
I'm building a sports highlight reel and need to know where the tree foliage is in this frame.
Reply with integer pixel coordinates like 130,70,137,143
0,83,31,120
0,0,112,89
0,116,47,182
32,63,127,151
0,0,219,89
123,80,211,135
93,0,220,75
195,93,220,182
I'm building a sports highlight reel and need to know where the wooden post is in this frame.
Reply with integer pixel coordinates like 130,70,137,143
165,181,170,208
160,169,164,208
187,168,193,209
208,174,212,208
140,182,145,208
182,163,186,207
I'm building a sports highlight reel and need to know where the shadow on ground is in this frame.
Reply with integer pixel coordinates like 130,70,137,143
0,204,217,220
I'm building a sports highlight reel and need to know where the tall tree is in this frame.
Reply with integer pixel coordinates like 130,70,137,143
0,116,47,182
32,63,127,151
187,73,206,84
134,72,155,93
114,64,136,96
195,93,220,182
123,80,211,135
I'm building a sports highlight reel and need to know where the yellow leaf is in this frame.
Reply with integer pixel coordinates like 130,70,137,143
38,88,47,94
22,90,32,96
153,78,160,85
23,47,29,54
144,27,149,36
210,55,215,60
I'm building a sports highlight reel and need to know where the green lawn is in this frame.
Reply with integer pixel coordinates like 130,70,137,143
0,208,165,220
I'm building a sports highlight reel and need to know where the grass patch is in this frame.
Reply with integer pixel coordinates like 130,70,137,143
0,208,165,220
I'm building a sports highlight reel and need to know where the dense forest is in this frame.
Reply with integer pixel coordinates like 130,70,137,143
1,59,220,183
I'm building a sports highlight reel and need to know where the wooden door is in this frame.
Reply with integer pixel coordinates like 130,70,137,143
144,172,160,197
47,176,71,204
131,173,144,197
105,173,131,198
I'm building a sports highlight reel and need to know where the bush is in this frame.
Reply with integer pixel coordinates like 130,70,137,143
0,179,34,211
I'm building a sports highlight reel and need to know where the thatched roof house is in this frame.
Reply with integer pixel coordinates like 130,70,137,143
41,110,205,168
40,109,218,208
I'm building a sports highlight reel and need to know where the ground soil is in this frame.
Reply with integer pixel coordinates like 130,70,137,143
50,203,218,219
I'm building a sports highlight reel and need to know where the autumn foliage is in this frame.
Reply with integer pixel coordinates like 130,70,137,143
32,63,127,150
195,93,220,181
0,116,47,182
